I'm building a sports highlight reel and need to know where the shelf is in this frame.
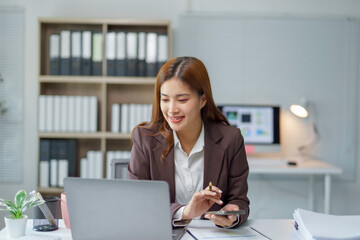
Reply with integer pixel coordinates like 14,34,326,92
39,132,131,139
38,187,64,195
39,76,156,85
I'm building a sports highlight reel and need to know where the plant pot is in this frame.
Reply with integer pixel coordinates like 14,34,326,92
4,215,28,238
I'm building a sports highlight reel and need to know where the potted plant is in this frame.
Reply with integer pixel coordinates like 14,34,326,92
0,190,44,238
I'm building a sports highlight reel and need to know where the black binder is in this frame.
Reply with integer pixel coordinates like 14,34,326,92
71,31,82,75
67,140,77,177
126,32,138,76
106,32,116,76
115,32,126,76
82,31,92,75
49,34,60,75
137,32,146,76
60,30,71,75
92,32,103,76
146,33,158,77
39,139,51,186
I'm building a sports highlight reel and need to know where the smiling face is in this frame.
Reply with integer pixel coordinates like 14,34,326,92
160,78,206,136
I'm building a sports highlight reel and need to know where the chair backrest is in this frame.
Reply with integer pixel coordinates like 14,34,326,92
111,158,130,179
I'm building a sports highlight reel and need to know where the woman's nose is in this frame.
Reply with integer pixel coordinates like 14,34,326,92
168,101,179,114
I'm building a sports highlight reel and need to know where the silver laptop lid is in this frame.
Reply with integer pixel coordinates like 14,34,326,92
64,177,172,240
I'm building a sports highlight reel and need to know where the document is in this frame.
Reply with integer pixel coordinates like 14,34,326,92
187,227,268,240
293,208,360,240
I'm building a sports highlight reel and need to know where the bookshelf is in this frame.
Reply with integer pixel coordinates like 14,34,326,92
38,18,171,196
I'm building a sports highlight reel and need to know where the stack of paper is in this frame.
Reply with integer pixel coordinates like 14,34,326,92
293,208,360,240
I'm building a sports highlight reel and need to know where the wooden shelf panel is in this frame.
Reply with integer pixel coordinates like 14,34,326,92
38,132,131,139
39,76,156,85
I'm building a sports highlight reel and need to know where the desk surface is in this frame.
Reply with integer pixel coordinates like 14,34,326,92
0,219,296,240
248,158,342,175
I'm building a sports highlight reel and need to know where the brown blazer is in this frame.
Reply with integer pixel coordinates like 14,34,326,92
128,120,250,227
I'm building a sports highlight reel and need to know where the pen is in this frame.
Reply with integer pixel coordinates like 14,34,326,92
209,182,212,191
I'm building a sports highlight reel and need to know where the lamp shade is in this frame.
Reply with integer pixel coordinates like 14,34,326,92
290,104,308,118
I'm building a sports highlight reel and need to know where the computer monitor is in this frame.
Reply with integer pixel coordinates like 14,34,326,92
218,105,280,145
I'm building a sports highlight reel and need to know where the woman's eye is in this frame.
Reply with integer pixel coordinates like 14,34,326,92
161,98,169,102
179,99,188,103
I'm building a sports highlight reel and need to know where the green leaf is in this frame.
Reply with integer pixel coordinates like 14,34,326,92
15,190,26,208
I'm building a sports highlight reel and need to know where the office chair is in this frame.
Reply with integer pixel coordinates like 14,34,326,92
110,158,130,179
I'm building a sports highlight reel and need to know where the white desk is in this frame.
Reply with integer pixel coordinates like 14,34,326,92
1,219,296,240
248,158,342,214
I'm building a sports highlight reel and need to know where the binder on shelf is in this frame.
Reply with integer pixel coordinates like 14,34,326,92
89,96,98,132
81,96,90,132
80,157,88,178
38,95,46,132
146,33,158,77
60,30,71,76
126,32,138,76
95,151,103,179
60,96,68,132
92,32,103,76
157,34,168,72
39,139,50,188
120,103,129,133
106,32,116,76
58,159,68,188
87,151,96,179
67,140,77,177
49,34,60,75
82,31,92,75
115,32,126,76
67,96,76,132
74,96,82,132
45,95,54,132
53,96,61,132
71,31,82,75
111,103,120,133
49,140,59,187
137,32,146,76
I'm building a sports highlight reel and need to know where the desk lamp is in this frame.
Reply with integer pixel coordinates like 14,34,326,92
290,98,319,160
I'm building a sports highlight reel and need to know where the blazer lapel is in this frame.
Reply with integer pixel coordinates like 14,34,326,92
153,134,176,202
203,122,225,189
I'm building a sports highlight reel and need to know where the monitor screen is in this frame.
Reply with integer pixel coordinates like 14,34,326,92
218,105,280,145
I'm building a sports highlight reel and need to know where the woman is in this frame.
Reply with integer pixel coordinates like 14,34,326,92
128,56,249,228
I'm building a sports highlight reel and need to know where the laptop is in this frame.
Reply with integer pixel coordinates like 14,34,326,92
64,177,185,240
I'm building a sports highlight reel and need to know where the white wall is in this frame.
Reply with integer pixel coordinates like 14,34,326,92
0,0,359,228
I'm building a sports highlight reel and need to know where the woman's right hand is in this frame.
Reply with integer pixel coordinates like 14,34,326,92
182,185,223,220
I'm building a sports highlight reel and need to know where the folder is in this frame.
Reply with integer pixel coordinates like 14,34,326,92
111,103,120,133
49,34,60,75
67,140,77,177
45,95,54,132
82,31,92,75
60,96,68,132
126,32,138,76
157,34,168,72
106,32,116,76
50,140,59,187
92,32,103,76
38,95,46,132
137,32,146,76
39,139,50,188
60,30,71,75
81,96,90,132
74,96,82,132
120,103,129,133
71,31,82,75
89,96,98,132
53,96,61,132
57,140,69,187
80,157,88,178
67,96,76,132
146,33,158,77
115,32,126,76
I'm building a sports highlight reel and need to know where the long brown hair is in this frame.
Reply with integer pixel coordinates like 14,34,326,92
133,56,229,159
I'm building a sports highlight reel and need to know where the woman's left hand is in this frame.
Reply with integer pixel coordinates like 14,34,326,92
204,203,239,228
